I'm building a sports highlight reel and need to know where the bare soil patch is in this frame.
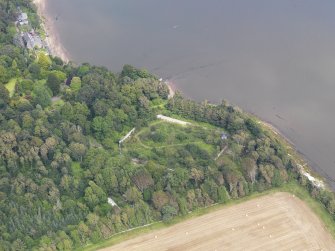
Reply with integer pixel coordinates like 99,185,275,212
100,192,335,251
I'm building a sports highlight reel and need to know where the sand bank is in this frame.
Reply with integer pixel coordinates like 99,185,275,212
33,0,70,62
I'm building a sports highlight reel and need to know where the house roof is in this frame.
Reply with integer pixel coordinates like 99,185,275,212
221,132,228,139
19,13,28,21
19,20,29,25
22,32,43,49
108,197,117,207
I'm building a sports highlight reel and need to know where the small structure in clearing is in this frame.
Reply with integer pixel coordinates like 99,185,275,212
18,12,28,25
119,128,136,153
221,132,228,140
119,128,136,145
157,114,191,126
107,197,119,208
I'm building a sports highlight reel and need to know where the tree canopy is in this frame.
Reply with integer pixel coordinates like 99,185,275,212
0,0,334,250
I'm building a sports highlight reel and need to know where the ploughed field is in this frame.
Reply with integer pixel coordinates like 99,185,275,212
101,193,335,251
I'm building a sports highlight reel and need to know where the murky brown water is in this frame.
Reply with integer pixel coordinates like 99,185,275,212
46,0,335,188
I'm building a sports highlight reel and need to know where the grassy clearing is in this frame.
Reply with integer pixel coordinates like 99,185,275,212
122,121,222,167
5,78,17,97
130,119,222,155
51,98,64,108
71,162,83,178
81,181,335,251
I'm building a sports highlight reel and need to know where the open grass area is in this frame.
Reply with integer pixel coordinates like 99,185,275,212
119,118,227,171
124,119,224,159
5,78,17,97
80,181,335,251
71,162,83,178
139,122,219,148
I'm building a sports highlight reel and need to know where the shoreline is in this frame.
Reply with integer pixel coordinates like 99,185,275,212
31,0,327,192
33,0,70,62
164,81,328,191
164,80,175,98
210,102,329,190
253,114,326,189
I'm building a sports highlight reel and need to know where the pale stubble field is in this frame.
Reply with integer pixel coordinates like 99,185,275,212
100,192,335,251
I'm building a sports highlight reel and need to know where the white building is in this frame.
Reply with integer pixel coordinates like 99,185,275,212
157,114,191,126
18,13,28,25
108,197,118,207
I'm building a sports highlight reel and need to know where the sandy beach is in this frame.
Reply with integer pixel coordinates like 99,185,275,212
33,0,69,62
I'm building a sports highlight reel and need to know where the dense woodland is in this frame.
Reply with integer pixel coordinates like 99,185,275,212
1,0,335,250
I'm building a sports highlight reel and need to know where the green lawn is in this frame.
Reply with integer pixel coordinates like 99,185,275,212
5,78,17,97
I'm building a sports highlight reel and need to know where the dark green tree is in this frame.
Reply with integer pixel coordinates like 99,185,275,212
0,84,9,108
46,72,61,96
32,85,52,108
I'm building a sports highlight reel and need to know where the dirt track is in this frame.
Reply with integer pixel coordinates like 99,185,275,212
101,192,335,251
